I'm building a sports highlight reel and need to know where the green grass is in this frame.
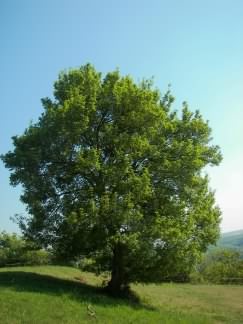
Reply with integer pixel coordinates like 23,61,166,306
0,266,243,323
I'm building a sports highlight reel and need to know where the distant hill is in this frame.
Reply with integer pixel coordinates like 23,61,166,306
216,229,243,256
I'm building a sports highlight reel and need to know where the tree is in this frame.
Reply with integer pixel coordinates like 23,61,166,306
1,64,222,294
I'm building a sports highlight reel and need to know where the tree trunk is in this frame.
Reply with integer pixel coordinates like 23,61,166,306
107,242,128,296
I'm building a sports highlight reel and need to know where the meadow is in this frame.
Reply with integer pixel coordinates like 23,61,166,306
0,266,242,323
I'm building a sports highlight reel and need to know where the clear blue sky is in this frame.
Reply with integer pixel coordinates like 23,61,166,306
1,0,242,233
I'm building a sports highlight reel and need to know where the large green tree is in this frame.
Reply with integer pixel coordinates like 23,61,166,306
2,64,222,294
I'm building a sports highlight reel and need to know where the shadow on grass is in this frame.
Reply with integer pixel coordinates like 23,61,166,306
0,270,155,311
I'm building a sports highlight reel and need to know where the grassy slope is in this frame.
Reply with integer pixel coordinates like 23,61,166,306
0,266,243,324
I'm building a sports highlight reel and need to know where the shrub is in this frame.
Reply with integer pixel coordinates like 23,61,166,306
22,249,51,265
192,248,243,284
0,231,51,266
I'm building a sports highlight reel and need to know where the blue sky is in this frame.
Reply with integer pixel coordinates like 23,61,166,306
0,0,242,233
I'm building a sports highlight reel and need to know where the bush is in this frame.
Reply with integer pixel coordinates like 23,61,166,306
22,250,51,265
0,231,51,266
191,248,243,284
0,232,25,266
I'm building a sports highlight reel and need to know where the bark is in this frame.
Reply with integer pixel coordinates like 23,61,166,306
107,242,128,295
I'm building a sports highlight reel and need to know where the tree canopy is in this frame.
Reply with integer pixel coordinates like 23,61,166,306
1,64,222,294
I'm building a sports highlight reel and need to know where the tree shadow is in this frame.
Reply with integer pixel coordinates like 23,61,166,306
0,270,155,311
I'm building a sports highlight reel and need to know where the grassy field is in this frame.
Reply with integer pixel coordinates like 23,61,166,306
0,266,242,323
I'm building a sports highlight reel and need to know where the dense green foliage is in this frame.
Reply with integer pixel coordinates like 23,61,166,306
0,266,243,323
0,232,50,266
192,248,243,284
1,64,222,293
